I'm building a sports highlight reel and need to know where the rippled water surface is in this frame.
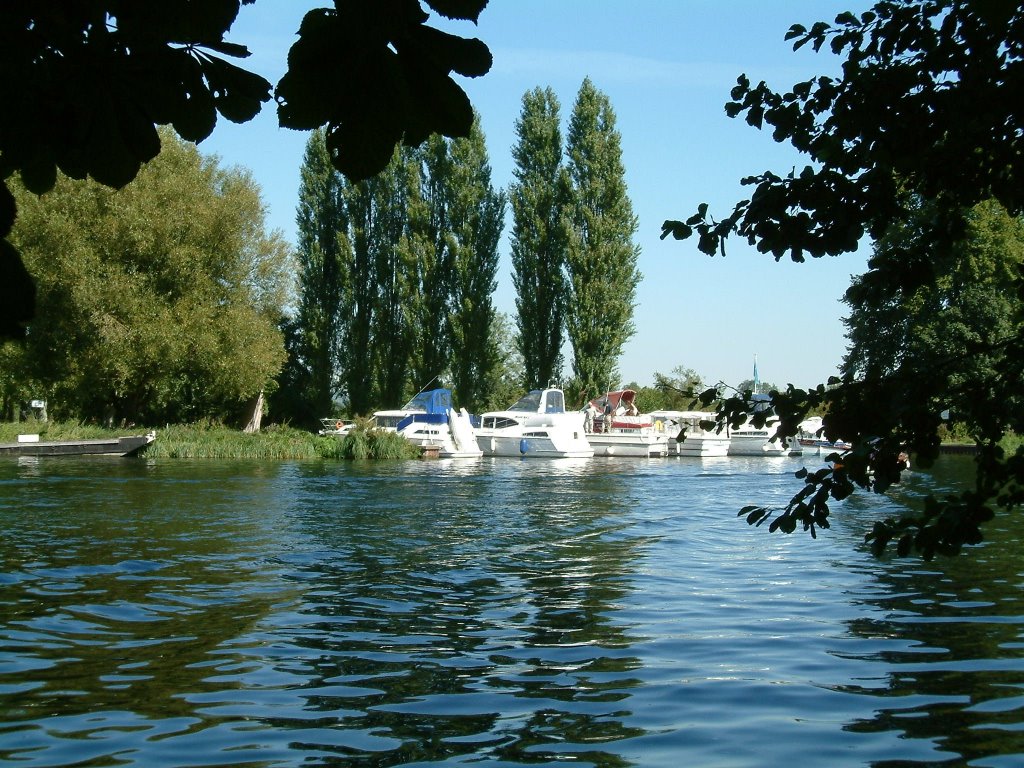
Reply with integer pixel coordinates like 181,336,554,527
1,453,1022,766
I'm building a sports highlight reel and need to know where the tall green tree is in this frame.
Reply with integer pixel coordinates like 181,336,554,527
366,150,416,409
447,116,507,411
564,78,641,402
654,365,706,411
510,87,569,390
293,128,345,420
842,199,1024,440
663,1,1024,557
404,136,454,392
484,312,526,411
5,130,290,425
334,149,412,415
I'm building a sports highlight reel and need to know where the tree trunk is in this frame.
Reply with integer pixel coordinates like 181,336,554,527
242,389,264,433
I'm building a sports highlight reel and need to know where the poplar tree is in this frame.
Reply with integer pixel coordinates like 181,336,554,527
564,78,641,402
334,150,410,415
294,129,345,419
366,151,414,409
447,116,507,411
404,136,455,392
510,87,569,390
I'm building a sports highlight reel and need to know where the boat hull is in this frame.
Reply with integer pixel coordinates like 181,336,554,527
0,434,155,457
588,432,668,457
727,433,800,456
398,409,482,459
478,433,594,459
671,436,731,457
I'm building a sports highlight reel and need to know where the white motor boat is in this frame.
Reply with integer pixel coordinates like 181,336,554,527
585,390,668,457
726,394,801,456
318,417,355,436
373,388,481,458
476,388,594,458
649,410,730,457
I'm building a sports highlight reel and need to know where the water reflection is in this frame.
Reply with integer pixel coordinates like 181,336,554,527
1,455,1023,766
246,456,649,764
826,456,1024,765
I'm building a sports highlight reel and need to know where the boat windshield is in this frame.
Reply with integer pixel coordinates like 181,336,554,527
544,390,565,413
508,391,543,412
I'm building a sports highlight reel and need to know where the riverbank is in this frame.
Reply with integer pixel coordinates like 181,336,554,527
2,420,1017,461
0,421,420,460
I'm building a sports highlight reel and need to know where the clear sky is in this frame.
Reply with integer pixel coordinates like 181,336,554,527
201,0,872,392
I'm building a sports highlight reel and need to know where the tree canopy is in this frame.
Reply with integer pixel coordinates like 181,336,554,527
2,130,291,425
669,1,1024,557
1,0,491,339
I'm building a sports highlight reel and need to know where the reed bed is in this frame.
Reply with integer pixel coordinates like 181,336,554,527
141,422,420,460
145,423,322,459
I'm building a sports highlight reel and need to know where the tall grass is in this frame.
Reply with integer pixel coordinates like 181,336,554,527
145,423,324,459
146,422,419,460
330,427,420,460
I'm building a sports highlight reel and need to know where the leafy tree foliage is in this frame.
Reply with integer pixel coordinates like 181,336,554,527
483,312,527,411
1,1,490,339
666,1,1024,557
2,131,290,425
510,87,569,390
654,366,706,410
330,149,412,415
366,152,417,410
404,135,457,394
842,199,1024,443
564,79,641,401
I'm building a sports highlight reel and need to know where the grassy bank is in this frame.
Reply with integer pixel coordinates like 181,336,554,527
1,421,421,460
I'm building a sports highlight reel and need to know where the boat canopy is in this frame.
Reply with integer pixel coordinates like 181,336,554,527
588,389,638,415
402,388,453,415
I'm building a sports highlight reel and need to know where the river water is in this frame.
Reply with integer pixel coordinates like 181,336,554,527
0,453,1021,767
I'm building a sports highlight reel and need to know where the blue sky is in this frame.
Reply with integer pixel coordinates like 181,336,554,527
201,0,872,392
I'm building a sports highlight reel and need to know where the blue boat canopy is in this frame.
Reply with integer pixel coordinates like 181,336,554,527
403,388,453,415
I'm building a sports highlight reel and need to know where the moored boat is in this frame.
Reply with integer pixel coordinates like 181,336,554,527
727,394,802,456
585,390,668,457
476,388,593,458
373,388,481,458
0,432,155,457
318,418,354,436
649,410,730,457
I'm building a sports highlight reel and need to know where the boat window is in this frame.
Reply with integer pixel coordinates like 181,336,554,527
508,391,542,412
374,415,402,429
485,416,519,430
544,390,565,413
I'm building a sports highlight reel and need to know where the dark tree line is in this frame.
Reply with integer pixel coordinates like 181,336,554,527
279,116,506,421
